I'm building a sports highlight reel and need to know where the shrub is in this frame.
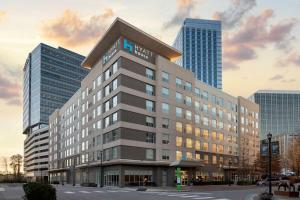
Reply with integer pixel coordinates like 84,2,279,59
50,181,59,185
80,182,97,187
23,182,56,200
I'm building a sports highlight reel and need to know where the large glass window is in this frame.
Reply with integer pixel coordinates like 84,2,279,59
176,137,182,147
112,95,118,108
176,122,183,132
176,107,182,118
105,85,110,96
162,71,169,82
176,92,183,103
146,100,154,112
186,138,192,148
146,149,154,159
162,103,169,113
112,61,118,74
162,87,169,97
146,84,154,96
146,68,154,80
146,116,155,127
162,133,169,144
112,79,118,90
112,112,118,124
104,117,110,128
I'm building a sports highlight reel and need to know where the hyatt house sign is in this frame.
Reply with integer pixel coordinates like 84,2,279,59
102,37,155,65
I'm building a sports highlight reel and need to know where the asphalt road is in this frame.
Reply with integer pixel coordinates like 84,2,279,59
0,184,265,200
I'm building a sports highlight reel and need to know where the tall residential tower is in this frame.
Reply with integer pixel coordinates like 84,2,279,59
173,18,222,89
23,43,89,181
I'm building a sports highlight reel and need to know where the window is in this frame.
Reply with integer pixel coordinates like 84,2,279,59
97,75,102,86
176,122,183,132
176,92,182,103
195,141,200,150
104,117,110,128
105,85,110,96
185,82,192,91
146,116,155,127
212,155,217,164
176,151,182,161
97,120,101,129
112,112,118,124
146,149,154,159
146,132,156,143
105,101,110,112
112,147,118,159
203,154,209,164
185,110,192,120
196,154,200,160
203,142,209,151
203,129,209,138
203,117,209,126
217,145,224,153
176,107,182,118
186,152,192,160
203,104,208,113
162,87,169,97
146,100,154,112
146,84,154,96
112,61,118,74
212,119,217,128
195,101,200,111
97,105,101,116
82,91,85,100
162,118,169,129
97,90,102,101
146,68,154,80
176,137,182,147
212,107,216,116
112,79,118,90
162,103,169,113
202,91,208,100
176,77,183,88
162,149,170,160
112,95,118,108
195,128,200,137
186,124,192,134
105,69,110,80
212,131,217,140
185,96,192,106
162,133,169,144
195,114,200,124
186,138,192,148
162,71,169,82
195,87,200,97
212,144,217,153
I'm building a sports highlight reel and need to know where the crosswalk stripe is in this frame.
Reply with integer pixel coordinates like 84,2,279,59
0,188,5,192
193,197,214,200
94,191,104,193
64,191,75,194
180,195,199,198
79,191,90,193
213,199,231,200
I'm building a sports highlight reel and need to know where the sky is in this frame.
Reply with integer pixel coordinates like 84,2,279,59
0,0,299,163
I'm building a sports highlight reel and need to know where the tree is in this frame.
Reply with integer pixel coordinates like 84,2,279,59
10,154,22,180
254,154,281,176
2,157,9,179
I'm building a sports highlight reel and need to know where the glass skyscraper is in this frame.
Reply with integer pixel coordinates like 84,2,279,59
173,18,222,89
250,90,300,138
23,43,89,181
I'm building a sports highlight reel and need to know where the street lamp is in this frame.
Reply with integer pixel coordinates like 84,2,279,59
228,160,232,186
267,132,272,196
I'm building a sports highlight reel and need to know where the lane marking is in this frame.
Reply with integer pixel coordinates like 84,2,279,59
180,195,200,198
0,188,5,192
64,191,75,194
107,190,118,192
79,191,90,193
94,191,104,193
213,199,231,200
193,197,214,200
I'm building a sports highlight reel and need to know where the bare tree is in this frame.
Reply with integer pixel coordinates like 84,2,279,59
10,154,22,180
3,157,8,179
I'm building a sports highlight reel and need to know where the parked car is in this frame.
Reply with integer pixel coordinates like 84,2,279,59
257,177,280,186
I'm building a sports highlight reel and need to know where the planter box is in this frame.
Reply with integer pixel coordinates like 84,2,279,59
274,191,299,197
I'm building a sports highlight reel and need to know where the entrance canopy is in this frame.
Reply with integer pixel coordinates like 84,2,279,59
170,160,204,167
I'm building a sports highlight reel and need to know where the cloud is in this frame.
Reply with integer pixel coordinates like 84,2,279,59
213,0,256,30
281,78,296,83
223,61,240,71
269,74,283,81
163,0,198,29
277,52,300,67
0,73,22,106
223,9,298,70
0,11,6,22
41,9,114,47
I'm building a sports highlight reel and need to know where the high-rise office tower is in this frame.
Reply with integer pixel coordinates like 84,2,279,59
23,43,89,181
173,18,222,89
250,90,300,139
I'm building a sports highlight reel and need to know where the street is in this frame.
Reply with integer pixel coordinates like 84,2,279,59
0,184,266,200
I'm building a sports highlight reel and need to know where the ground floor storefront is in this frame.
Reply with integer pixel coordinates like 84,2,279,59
49,162,237,187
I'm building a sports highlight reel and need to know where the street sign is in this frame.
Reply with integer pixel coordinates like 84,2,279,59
260,140,280,156
271,141,279,155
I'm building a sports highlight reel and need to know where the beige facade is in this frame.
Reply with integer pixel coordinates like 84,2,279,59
237,97,260,167
48,18,259,186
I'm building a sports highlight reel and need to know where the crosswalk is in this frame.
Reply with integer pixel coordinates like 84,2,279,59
141,191,231,200
0,188,5,192
63,189,129,194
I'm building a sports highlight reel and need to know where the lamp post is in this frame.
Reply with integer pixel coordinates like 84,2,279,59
228,160,232,186
100,150,103,187
267,132,272,196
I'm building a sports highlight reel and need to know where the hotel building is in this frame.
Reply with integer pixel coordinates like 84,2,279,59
48,18,259,187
